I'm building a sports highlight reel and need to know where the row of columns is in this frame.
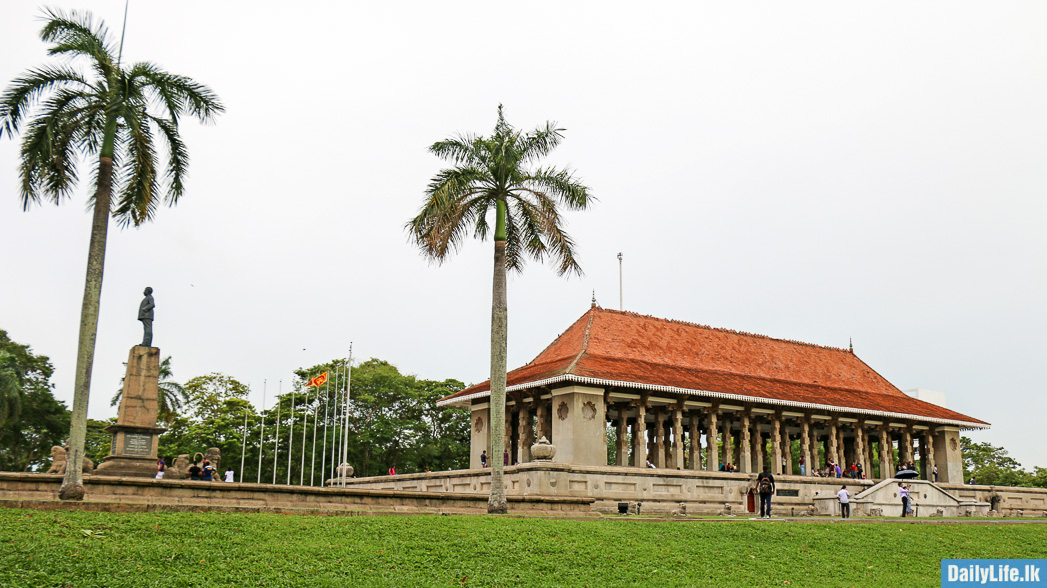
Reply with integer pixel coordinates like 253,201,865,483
604,403,938,480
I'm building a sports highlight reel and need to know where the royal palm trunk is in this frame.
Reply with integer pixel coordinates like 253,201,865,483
488,200,509,514
59,119,116,500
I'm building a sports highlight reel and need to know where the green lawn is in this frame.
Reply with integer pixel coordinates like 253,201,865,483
1,509,1045,587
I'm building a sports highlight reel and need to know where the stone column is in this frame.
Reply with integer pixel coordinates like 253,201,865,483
808,417,820,473
663,419,673,467
901,428,914,465
924,430,936,482
688,413,701,470
854,424,866,473
879,427,892,478
771,416,783,475
721,418,732,469
535,400,548,444
739,413,752,473
518,404,532,463
752,424,764,473
635,402,647,468
671,406,684,469
96,346,167,477
828,421,839,467
615,405,629,466
651,410,665,468
801,417,812,476
783,429,793,475
706,410,719,472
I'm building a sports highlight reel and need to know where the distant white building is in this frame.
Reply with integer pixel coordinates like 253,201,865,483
903,388,947,408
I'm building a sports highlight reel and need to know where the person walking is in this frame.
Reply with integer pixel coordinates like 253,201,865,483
155,458,166,480
933,465,938,482
480,450,488,468
837,485,851,518
503,450,509,466
799,456,805,476
756,470,775,519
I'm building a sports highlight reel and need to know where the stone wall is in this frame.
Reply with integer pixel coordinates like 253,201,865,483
0,472,594,516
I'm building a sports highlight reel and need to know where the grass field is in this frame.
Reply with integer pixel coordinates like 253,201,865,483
1,509,1045,587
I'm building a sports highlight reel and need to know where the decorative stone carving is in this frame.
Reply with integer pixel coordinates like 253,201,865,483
474,416,484,433
581,401,597,420
44,446,93,475
932,508,945,517
987,509,998,517
950,438,958,451
166,454,190,479
325,462,355,486
557,401,569,421
531,436,556,461
868,507,884,517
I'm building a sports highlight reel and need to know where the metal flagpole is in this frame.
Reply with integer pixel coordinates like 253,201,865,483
310,373,324,486
618,252,623,310
256,380,267,484
320,367,332,485
341,344,353,487
272,380,282,484
299,381,310,485
330,365,341,482
286,385,297,485
239,401,248,483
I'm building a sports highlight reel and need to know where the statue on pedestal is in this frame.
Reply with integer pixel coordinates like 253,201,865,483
139,287,154,347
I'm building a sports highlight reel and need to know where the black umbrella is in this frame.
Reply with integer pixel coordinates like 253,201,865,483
895,469,919,479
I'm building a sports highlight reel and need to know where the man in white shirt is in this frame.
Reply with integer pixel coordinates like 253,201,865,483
837,485,851,518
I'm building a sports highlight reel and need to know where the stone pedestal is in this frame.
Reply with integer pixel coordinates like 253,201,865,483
95,346,167,478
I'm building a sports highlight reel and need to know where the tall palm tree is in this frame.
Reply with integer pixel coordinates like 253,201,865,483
407,105,593,513
0,9,223,500
111,356,186,425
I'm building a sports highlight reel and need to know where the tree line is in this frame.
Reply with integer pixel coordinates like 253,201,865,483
1,329,469,478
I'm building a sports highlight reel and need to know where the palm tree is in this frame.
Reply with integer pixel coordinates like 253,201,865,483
407,105,593,513
111,356,186,425
0,9,223,500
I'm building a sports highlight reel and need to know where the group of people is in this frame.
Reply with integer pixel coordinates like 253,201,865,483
718,463,738,472
836,481,917,518
479,450,515,468
154,457,234,482
814,460,865,479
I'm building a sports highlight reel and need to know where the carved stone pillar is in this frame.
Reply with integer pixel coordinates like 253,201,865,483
739,413,752,473
721,417,732,469
752,421,764,473
771,416,783,475
879,427,892,478
828,421,839,467
902,428,914,465
808,417,820,473
635,401,647,467
671,406,684,469
924,429,936,482
518,404,532,463
782,428,793,475
801,417,812,476
854,424,866,474
615,405,628,466
706,410,719,472
651,410,665,468
688,413,700,470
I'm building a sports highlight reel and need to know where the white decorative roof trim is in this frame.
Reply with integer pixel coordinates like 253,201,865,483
436,374,989,430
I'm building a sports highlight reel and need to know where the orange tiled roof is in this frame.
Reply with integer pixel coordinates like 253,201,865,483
438,306,988,428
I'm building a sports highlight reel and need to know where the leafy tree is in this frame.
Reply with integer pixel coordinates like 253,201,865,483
407,106,593,512
0,330,69,471
0,9,223,499
111,356,187,425
961,436,1031,487
84,418,115,465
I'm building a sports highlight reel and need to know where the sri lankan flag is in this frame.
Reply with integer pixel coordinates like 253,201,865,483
307,372,329,387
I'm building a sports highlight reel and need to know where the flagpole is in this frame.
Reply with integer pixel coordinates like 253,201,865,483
239,394,248,483
341,343,352,487
310,372,324,486
299,381,310,485
272,380,282,484
256,379,267,484
320,366,332,486
286,385,296,485
330,365,341,483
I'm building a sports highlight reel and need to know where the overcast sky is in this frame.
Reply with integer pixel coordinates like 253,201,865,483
1,1,1044,468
